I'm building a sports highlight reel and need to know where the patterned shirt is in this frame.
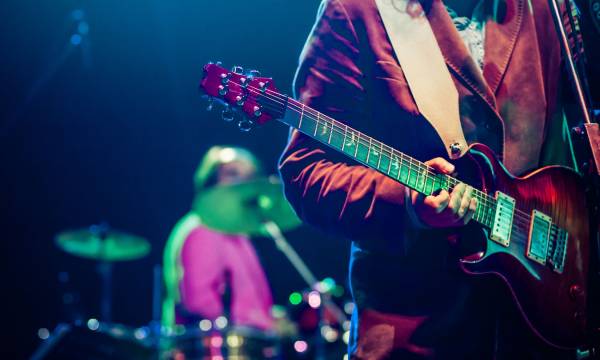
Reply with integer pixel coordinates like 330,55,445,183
446,1,486,69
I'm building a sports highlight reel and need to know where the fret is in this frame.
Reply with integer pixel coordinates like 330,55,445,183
406,159,418,188
341,125,347,151
302,113,317,135
298,104,305,129
440,175,449,191
327,120,334,144
356,137,370,163
314,113,320,136
398,159,409,184
479,194,488,226
377,142,383,169
366,137,372,163
329,123,345,150
416,167,427,193
379,150,391,174
478,202,486,225
389,154,401,179
414,164,422,191
424,172,434,196
354,133,360,158
343,130,357,156
431,174,441,194
365,140,379,168
485,202,493,228
474,198,483,223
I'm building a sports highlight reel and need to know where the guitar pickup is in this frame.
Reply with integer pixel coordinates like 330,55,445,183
526,210,551,265
490,192,515,247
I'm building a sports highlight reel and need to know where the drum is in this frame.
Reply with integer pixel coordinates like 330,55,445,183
31,321,154,360
159,325,282,360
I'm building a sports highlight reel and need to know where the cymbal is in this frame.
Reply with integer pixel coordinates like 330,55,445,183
193,176,301,236
55,225,151,261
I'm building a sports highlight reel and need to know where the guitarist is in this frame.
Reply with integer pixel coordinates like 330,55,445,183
279,0,583,358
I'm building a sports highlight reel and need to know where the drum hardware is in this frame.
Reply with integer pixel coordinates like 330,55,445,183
193,176,347,359
55,223,150,322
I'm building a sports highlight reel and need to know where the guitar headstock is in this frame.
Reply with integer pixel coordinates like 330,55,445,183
199,62,285,131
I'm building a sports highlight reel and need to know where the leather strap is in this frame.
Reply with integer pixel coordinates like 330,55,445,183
375,0,467,158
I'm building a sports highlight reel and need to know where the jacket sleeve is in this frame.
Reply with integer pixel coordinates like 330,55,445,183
278,0,416,251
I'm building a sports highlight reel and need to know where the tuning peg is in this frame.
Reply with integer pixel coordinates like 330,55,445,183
238,118,254,132
218,85,228,96
220,72,230,84
258,81,270,93
216,61,223,66
231,66,244,74
222,105,235,122
248,70,261,78
253,105,262,117
235,95,246,106
206,97,214,112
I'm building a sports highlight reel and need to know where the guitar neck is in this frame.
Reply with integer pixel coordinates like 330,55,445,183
272,96,496,228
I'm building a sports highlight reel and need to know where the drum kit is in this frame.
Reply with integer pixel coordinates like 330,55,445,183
35,177,351,360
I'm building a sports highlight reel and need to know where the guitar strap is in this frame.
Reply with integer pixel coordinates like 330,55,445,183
375,0,468,159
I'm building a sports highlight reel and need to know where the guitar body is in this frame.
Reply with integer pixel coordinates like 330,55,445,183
459,143,590,349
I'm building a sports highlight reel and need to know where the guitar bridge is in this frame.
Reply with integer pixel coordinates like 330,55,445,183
490,192,515,247
548,227,569,274
526,210,551,265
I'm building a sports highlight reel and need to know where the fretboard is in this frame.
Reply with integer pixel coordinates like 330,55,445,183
276,97,497,229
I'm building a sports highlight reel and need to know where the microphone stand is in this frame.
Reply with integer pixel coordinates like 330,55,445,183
547,0,600,356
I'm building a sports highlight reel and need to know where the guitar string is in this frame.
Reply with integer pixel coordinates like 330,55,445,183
236,86,566,257
277,90,561,236
279,95,560,236
230,80,505,223
255,84,561,235
222,80,560,237
213,78,560,236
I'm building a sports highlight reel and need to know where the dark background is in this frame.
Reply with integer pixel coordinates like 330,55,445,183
2,0,599,358
0,0,352,358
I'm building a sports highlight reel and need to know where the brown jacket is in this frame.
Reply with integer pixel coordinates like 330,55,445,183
279,0,574,358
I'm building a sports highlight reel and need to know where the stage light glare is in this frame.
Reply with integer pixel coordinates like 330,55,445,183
308,291,321,308
199,319,212,331
87,318,100,331
343,330,350,345
227,334,243,348
215,316,228,329
293,340,308,353
289,292,302,305
211,335,223,348
134,327,148,340
344,301,355,315
321,325,339,342
37,328,50,340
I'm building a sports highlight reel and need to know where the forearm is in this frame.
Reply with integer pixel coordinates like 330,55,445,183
280,130,411,250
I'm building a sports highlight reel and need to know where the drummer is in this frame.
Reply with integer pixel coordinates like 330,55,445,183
162,146,274,332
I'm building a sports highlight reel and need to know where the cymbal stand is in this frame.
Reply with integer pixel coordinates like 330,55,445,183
91,223,113,322
261,221,347,360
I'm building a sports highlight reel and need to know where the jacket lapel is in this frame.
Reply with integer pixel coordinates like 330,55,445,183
425,0,525,110
426,0,497,109
482,0,525,94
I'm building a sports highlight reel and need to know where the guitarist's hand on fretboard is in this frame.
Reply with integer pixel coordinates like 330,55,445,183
410,157,477,228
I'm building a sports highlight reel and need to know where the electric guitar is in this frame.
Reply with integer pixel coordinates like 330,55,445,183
199,62,591,349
